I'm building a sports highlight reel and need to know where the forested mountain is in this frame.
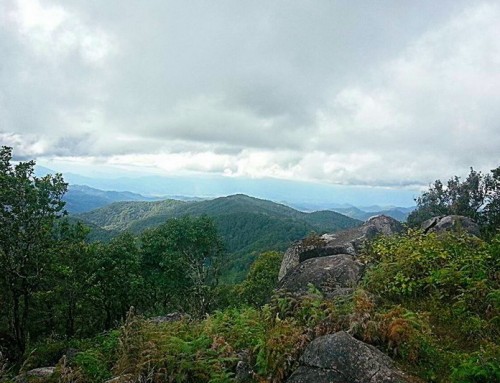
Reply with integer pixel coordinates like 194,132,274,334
77,194,361,281
78,194,359,233
63,185,163,213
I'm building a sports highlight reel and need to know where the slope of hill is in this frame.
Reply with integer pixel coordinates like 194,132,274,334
77,194,361,282
63,185,163,213
78,194,359,234
78,199,187,230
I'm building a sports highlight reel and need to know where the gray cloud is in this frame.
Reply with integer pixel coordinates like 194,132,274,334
1,0,498,188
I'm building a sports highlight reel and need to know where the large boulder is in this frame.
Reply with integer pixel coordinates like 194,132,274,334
278,254,362,297
421,215,480,236
279,215,403,281
287,331,411,383
16,367,55,383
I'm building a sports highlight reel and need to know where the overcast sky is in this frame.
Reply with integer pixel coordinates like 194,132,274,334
1,0,499,191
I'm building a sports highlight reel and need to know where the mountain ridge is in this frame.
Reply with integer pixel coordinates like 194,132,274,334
76,194,361,282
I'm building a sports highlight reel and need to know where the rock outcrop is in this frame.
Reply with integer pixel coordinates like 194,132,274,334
421,215,480,236
278,254,362,297
16,367,55,382
278,215,403,281
287,331,411,383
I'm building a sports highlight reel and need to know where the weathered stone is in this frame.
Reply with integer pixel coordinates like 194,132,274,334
26,367,55,378
16,367,55,383
235,350,253,382
149,312,189,323
278,254,362,297
279,215,403,281
287,331,411,383
421,215,480,236
104,374,134,383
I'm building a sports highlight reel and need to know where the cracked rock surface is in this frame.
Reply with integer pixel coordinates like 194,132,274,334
278,254,362,297
421,215,480,236
287,331,411,383
278,215,403,281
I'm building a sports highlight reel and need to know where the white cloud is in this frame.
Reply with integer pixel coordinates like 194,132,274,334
6,0,115,64
1,0,498,189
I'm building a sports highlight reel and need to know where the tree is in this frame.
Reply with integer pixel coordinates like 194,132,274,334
238,251,282,307
140,226,190,313
0,146,67,354
91,232,142,329
50,220,93,337
408,166,500,237
140,216,225,317
482,167,500,238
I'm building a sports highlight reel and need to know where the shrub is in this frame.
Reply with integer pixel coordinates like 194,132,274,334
363,231,498,324
73,349,111,383
451,343,500,383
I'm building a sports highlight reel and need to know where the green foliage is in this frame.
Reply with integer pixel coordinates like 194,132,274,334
90,233,143,329
140,215,225,317
238,252,282,307
77,194,361,282
407,166,500,237
364,231,499,327
0,146,67,356
3,149,499,383
72,349,111,383
363,230,500,381
451,344,500,383
112,311,235,383
204,307,265,350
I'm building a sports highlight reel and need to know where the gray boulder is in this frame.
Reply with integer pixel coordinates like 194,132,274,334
279,254,362,297
287,331,411,383
16,367,55,382
279,215,403,281
149,312,189,323
421,215,480,236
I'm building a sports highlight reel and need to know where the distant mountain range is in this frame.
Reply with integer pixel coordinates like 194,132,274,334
63,185,204,213
65,184,414,221
35,164,418,208
64,185,162,213
75,194,361,282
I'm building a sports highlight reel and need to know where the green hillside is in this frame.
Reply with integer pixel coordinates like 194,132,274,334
78,199,187,231
63,185,163,213
77,194,361,281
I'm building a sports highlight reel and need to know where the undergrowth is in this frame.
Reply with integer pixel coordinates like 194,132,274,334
6,231,499,383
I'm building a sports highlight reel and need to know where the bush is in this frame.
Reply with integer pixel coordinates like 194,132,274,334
451,344,500,383
363,231,499,324
73,349,111,383
238,251,282,307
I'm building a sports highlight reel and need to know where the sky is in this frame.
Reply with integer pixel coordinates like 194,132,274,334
1,0,499,205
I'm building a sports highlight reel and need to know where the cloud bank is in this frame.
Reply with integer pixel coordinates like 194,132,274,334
1,0,499,187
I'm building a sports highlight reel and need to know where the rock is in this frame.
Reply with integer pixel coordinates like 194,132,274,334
278,254,362,297
287,331,411,383
104,375,134,383
235,350,253,382
26,367,55,378
16,367,55,382
149,312,189,323
421,215,480,236
279,215,403,281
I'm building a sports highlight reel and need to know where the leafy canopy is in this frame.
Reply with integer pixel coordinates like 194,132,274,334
407,166,500,237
